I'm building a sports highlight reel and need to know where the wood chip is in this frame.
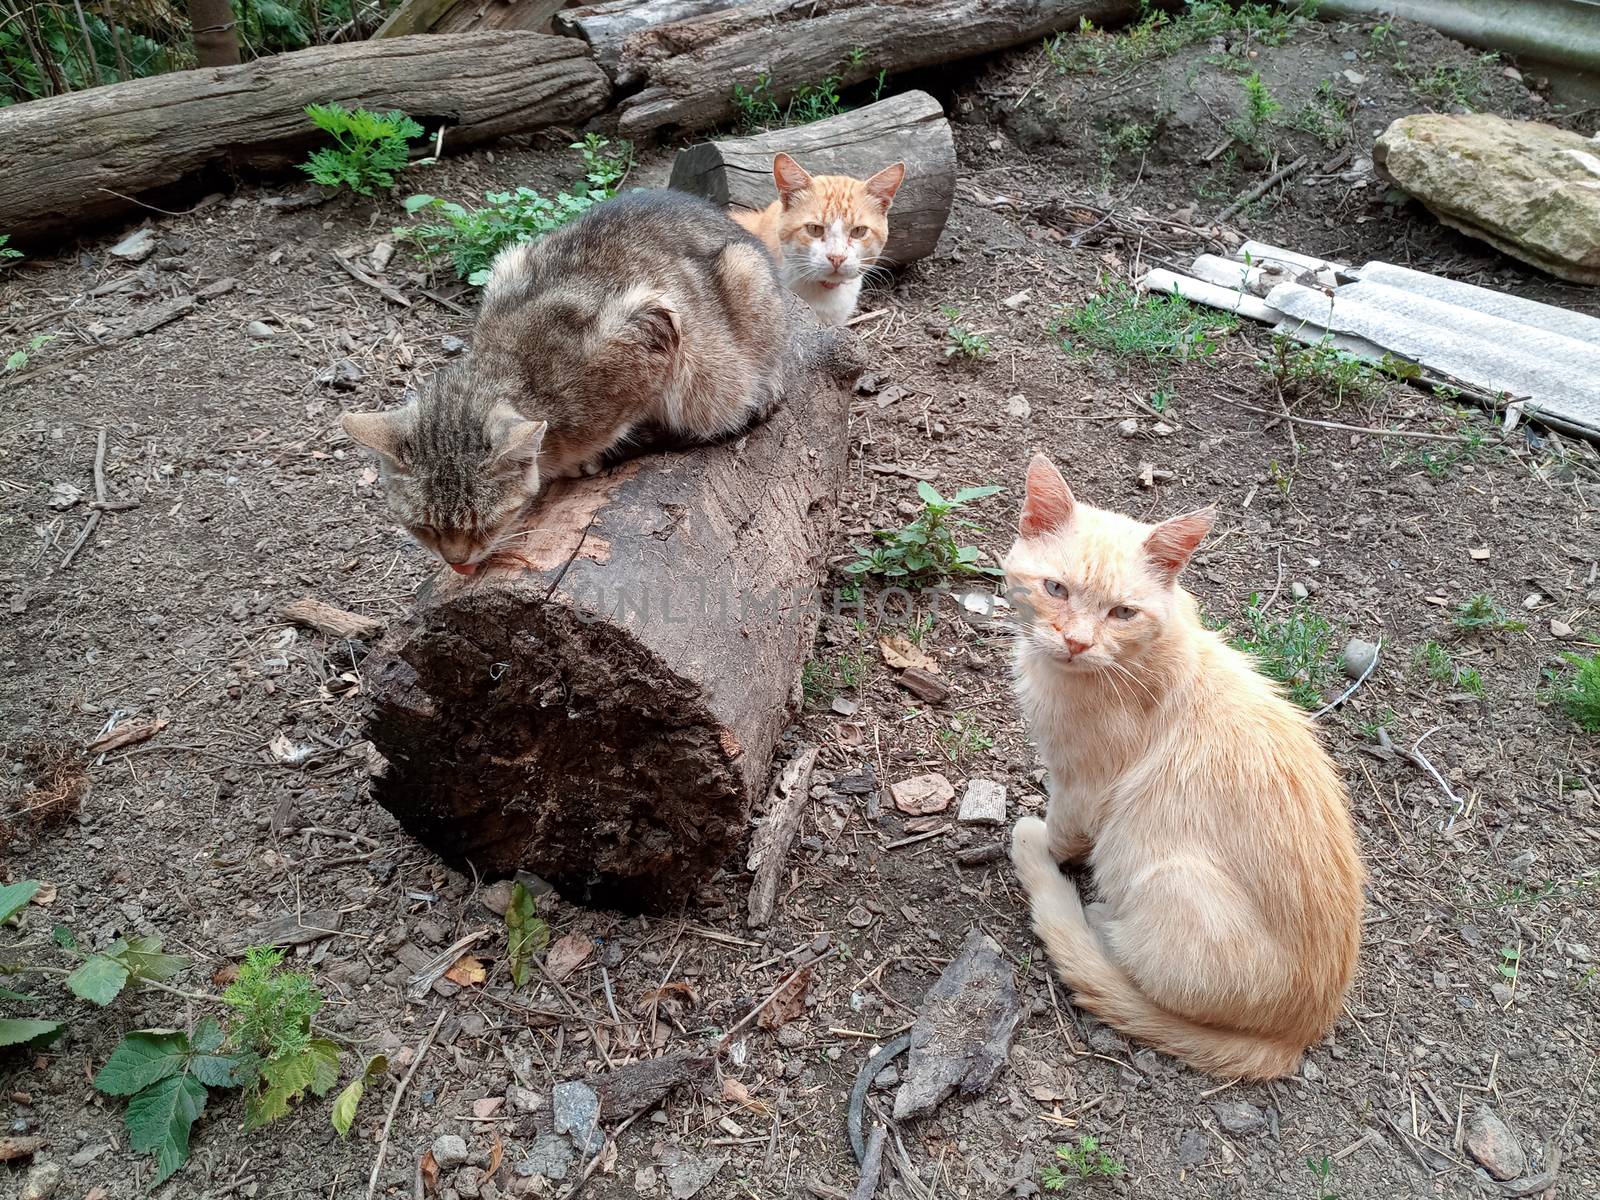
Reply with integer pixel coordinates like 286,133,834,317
232,908,342,950
895,667,950,704
85,717,168,755
746,744,819,929
277,598,384,641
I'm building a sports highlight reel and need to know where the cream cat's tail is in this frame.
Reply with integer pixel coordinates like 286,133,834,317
1011,818,1303,1081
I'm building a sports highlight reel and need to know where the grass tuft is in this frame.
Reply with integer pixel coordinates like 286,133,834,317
1057,281,1236,362
1230,594,1338,710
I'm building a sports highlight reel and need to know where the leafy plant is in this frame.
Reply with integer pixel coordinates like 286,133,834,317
941,306,991,360
802,652,868,704
845,482,1003,582
5,332,60,374
1292,80,1352,147
1229,71,1281,152
731,63,856,132
1042,2,1310,75
331,1053,390,1137
95,1018,240,1185
300,103,424,196
222,946,339,1128
1306,1154,1339,1200
1057,281,1236,362
935,714,994,762
0,234,20,265
1549,651,1600,732
1261,336,1417,405
1230,594,1338,710
401,135,631,285
1452,593,1526,636
1041,1135,1124,1188
506,881,551,989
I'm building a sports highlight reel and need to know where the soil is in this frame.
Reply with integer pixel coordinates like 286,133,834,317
3,11,1598,1200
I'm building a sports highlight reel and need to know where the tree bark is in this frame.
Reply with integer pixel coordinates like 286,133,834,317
553,0,742,86
0,32,610,246
188,0,239,68
362,298,865,912
616,0,1141,135
669,90,956,270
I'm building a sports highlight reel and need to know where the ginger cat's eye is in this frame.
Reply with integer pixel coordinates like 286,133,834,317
1043,579,1068,599
804,223,825,237
849,225,870,239
1111,605,1138,620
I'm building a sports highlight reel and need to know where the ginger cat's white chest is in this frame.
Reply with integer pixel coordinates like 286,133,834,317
789,276,862,327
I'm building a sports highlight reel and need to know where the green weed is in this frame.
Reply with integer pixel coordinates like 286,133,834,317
1042,2,1310,75
223,947,339,1130
400,135,631,285
4,332,59,374
1306,1154,1340,1200
802,652,869,703
1231,593,1338,710
1057,280,1236,362
1409,55,1498,110
935,715,994,762
1292,81,1352,147
1452,594,1526,636
0,234,20,265
1414,640,1482,693
1549,651,1600,732
1228,71,1282,153
299,104,424,196
1042,1135,1125,1188
732,63,856,131
506,880,551,989
942,306,991,360
846,481,1003,582
1262,336,1416,405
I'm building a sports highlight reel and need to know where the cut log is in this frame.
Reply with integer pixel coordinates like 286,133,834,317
0,33,609,245
617,0,1140,135
554,0,741,86
670,90,954,270
362,296,865,912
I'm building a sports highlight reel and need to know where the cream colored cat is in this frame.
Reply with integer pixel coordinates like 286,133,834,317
1005,454,1364,1080
732,153,904,327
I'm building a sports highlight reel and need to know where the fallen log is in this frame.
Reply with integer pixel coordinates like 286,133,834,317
0,33,609,245
362,295,864,912
554,0,741,86
616,0,1139,135
669,90,956,270
376,0,568,38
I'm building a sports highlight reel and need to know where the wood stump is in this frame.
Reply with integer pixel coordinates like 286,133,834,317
362,298,864,911
669,91,956,270
0,33,609,245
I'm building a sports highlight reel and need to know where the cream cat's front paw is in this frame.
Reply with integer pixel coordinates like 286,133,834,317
1010,816,1058,893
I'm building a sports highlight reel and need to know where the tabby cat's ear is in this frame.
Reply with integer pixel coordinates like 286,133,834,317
1019,453,1075,538
1144,507,1215,581
773,153,813,207
490,411,547,466
341,409,410,469
864,161,906,210
625,295,681,357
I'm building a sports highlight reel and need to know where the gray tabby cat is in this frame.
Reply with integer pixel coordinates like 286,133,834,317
343,189,792,575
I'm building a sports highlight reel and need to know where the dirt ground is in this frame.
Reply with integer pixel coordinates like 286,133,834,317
3,10,1598,1200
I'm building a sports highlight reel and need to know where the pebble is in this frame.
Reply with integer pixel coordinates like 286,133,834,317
455,1166,483,1198
1565,942,1593,963
1550,619,1574,639
315,358,365,389
552,1080,603,1154
431,1135,469,1171
1465,1106,1525,1180
471,1096,504,1119
441,335,466,355
109,229,156,262
1290,580,1309,601
246,321,276,339
479,881,514,915
1341,638,1379,680
1118,418,1140,438
1210,1099,1267,1136
776,1024,807,1048
957,779,1007,825
1003,393,1031,420
516,1133,575,1181
507,1084,542,1114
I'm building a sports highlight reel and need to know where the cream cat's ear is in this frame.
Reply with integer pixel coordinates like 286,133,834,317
1019,453,1076,538
1144,506,1216,580
773,153,813,206
341,409,410,469
864,161,907,210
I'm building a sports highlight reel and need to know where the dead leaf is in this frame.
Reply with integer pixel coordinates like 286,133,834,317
420,1150,440,1195
486,1135,504,1179
212,962,240,988
721,1078,751,1104
443,954,487,987
29,881,56,907
757,966,812,1031
85,717,168,755
545,932,594,981
638,980,700,1020
0,1136,44,1162
890,773,954,816
879,633,937,673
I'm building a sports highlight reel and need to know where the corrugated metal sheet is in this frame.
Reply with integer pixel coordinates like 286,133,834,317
1141,243,1600,441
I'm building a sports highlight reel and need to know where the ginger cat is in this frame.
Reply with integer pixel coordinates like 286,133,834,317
732,153,905,327
1005,454,1363,1080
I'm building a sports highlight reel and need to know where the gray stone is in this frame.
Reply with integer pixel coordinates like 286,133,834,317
246,321,276,339
957,779,1007,825
315,358,365,390
1211,1099,1266,1136
109,229,156,262
1290,580,1309,601
1341,638,1379,680
658,1148,727,1200
455,1166,483,1198
1465,1106,1525,1181
507,1084,541,1113
1003,393,1031,419
516,1134,575,1181
1566,942,1593,963
1375,114,1600,285
196,277,238,300
552,1080,602,1154
1118,418,1139,438
431,1135,469,1171
20,1163,63,1200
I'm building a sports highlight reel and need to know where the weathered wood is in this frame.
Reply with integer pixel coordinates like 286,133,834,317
278,598,385,641
377,0,569,38
362,296,865,912
0,33,609,245
554,0,740,85
670,90,955,270
617,0,1140,135
745,743,818,928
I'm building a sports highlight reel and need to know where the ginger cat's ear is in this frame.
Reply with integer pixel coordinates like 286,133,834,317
864,161,906,210
342,409,410,469
773,153,813,207
1144,506,1215,581
1019,453,1075,538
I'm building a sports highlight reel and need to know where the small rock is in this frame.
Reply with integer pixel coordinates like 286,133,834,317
1565,942,1593,963
471,1096,504,1119
1341,638,1379,680
431,1135,469,1171
1001,290,1031,311
1118,418,1140,438
315,358,365,390
456,1167,483,1198
1490,983,1514,1007
109,229,156,262
552,1080,602,1153
246,321,276,340
1290,581,1309,601
507,1084,541,1114
1550,619,1574,639
441,335,466,355
196,277,238,300
776,1024,806,1049
1300,1058,1323,1083
957,779,1007,825
47,482,82,511
890,773,954,816
1464,1106,1525,1181
369,241,395,272
20,1163,63,1200
1210,1099,1266,1136
1342,69,1367,85
659,1148,727,1200
516,1133,575,1181
1151,421,1175,437
1003,393,1031,420
479,880,514,915
1176,1128,1209,1168
831,696,859,716
873,1064,899,1089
